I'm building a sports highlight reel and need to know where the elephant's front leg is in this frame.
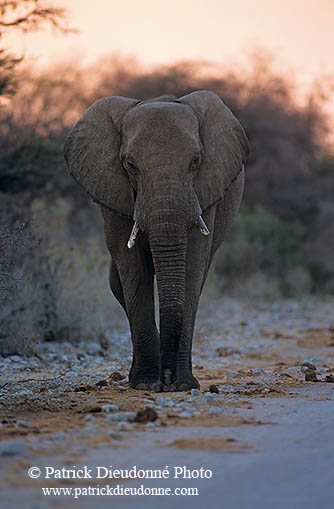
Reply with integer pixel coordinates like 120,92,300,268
109,258,160,390
160,207,216,392
102,211,160,390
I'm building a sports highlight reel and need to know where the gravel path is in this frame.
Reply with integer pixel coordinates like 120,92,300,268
0,296,333,508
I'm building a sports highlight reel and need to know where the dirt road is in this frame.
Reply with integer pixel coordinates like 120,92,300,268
0,296,333,508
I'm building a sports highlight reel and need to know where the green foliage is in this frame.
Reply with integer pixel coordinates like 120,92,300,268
212,203,334,295
214,205,323,295
213,205,310,292
307,260,334,292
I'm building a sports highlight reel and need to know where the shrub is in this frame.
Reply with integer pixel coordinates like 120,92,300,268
0,197,127,356
212,205,311,296
0,214,52,356
0,54,333,355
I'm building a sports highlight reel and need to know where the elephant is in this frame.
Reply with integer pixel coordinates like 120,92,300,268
64,90,249,392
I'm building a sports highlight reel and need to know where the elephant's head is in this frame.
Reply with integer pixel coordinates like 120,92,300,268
64,90,249,236
121,98,208,244
64,91,249,362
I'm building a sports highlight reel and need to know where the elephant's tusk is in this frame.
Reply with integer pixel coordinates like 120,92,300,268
127,222,140,248
197,216,210,236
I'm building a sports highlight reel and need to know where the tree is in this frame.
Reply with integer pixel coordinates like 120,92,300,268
0,0,71,96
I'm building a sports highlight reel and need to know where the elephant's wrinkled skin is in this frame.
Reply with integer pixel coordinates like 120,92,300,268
64,90,249,391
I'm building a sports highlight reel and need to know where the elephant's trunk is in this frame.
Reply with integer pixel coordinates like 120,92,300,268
129,182,205,384
149,224,187,380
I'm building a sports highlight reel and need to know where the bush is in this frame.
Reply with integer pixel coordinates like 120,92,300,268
0,213,53,356
211,205,320,296
0,139,63,193
0,54,333,355
0,196,127,356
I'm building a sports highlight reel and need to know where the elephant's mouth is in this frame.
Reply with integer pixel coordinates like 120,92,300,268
127,215,209,249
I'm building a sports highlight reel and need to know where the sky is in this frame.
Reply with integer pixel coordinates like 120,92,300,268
5,0,334,90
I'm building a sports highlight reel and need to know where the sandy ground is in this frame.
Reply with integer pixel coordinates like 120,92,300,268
0,296,333,508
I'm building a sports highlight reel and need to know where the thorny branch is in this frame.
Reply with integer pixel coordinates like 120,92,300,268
0,369,72,390
0,1,73,34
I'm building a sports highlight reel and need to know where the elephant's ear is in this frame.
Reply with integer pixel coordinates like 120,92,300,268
64,96,139,217
179,90,250,212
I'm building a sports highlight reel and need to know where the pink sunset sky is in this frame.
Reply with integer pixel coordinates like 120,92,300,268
5,0,334,88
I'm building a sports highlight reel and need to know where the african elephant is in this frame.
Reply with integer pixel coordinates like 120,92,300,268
64,90,249,391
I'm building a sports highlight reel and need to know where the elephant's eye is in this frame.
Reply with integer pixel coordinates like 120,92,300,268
125,159,138,173
190,152,202,172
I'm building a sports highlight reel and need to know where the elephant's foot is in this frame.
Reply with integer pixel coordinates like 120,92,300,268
129,353,160,390
129,372,160,390
131,380,161,391
155,369,200,392
129,367,160,391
